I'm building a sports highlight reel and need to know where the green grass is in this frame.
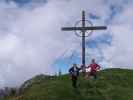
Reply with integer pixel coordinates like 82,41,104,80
7,68,133,100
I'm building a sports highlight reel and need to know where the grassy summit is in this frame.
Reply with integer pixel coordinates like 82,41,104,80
7,68,133,100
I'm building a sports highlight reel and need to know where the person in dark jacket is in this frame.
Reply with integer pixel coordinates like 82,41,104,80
69,64,81,88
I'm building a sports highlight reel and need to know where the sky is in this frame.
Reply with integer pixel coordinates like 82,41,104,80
0,0,133,88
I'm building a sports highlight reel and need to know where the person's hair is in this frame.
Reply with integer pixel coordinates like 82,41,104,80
73,63,77,67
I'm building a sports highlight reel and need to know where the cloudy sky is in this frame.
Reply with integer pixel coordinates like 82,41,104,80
0,0,133,87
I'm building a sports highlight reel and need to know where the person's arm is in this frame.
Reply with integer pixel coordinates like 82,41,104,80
97,64,101,70
77,66,82,71
86,65,90,68
69,68,72,73
68,67,72,79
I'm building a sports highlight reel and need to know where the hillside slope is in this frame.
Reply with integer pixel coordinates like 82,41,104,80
7,68,133,100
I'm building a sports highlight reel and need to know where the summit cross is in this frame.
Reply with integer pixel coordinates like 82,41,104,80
61,10,107,72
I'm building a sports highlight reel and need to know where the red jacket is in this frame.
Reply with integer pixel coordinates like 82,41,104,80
88,63,100,72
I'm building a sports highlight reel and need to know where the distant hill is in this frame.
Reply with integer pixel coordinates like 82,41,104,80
6,68,133,100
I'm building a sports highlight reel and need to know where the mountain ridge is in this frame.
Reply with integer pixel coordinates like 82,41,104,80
6,68,133,100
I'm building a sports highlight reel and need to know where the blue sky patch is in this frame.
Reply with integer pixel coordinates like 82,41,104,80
89,13,100,20
53,51,81,74
86,33,112,49
6,0,47,7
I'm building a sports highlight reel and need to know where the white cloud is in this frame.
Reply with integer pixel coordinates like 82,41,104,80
0,1,79,87
102,1,133,68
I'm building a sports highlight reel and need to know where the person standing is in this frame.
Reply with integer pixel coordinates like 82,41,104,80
87,59,101,79
69,64,81,88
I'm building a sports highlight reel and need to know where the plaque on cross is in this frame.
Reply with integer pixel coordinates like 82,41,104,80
61,10,107,72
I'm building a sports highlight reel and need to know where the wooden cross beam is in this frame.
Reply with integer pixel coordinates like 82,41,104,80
61,10,107,72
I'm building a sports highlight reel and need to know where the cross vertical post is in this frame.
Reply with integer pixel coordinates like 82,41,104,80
82,11,86,72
